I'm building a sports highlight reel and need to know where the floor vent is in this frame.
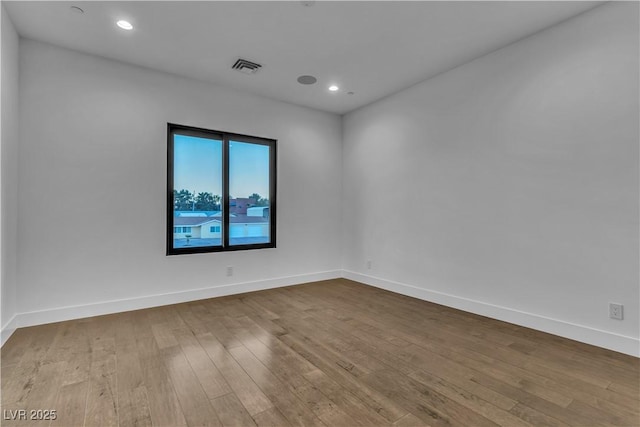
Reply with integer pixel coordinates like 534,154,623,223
232,58,262,75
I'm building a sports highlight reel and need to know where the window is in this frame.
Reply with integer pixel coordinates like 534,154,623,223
167,123,276,255
173,227,192,234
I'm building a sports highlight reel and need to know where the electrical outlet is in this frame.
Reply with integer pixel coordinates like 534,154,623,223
366,260,372,270
609,303,623,320
226,266,233,277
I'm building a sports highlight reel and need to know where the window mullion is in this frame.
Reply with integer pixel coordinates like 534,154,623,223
222,136,230,248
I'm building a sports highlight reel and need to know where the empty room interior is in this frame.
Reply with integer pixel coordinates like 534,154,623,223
1,1,639,426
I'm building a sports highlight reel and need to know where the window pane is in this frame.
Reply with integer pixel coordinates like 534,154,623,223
229,140,271,246
172,133,222,249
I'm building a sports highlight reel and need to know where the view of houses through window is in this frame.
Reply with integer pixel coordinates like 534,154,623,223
172,193,271,248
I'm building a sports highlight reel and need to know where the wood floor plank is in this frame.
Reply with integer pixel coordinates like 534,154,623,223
407,370,533,427
287,373,361,427
1,361,41,408
39,322,77,365
469,371,601,426
50,380,89,427
362,369,499,427
2,324,60,408
273,314,373,379
240,296,281,321
393,412,430,427
1,279,637,427
508,403,570,427
227,343,326,427
0,329,34,367
607,380,640,400
175,303,211,336
196,332,274,417
204,317,244,349
304,307,417,375
22,361,67,427
173,327,232,400
210,393,258,427
302,368,392,426
230,316,320,376
401,354,518,412
252,407,293,427
136,335,188,427
84,337,118,427
566,398,638,427
151,322,179,349
60,323,92,386
161,345,222,427
292,315,390,373
114,314,152,427
279,331,409,423
246,312,288,337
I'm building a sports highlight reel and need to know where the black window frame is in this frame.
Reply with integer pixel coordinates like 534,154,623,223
167,123,277,255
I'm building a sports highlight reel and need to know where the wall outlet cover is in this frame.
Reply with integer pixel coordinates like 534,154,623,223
609,303,623,320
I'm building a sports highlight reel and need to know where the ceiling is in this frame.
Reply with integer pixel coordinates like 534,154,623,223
5,1,604,115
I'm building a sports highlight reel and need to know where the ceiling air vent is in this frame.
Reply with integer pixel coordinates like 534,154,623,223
232,58,262,75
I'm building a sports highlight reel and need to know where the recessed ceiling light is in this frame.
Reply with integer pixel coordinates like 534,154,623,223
70,6,84,14
116,20,133,30
328,85,339,92
297,75,317,85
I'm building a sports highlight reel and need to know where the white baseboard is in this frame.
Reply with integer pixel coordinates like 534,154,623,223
1,315,17,347
4,269,638,357
5,270,341,340
342,270,640,358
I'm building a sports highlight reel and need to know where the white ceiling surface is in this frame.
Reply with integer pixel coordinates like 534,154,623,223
5,1,604,115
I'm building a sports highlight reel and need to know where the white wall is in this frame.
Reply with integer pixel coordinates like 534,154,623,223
343,2,639,356
15,39,342,327
1,5,20,343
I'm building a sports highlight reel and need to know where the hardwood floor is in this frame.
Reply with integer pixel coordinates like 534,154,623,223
1,279,638,426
